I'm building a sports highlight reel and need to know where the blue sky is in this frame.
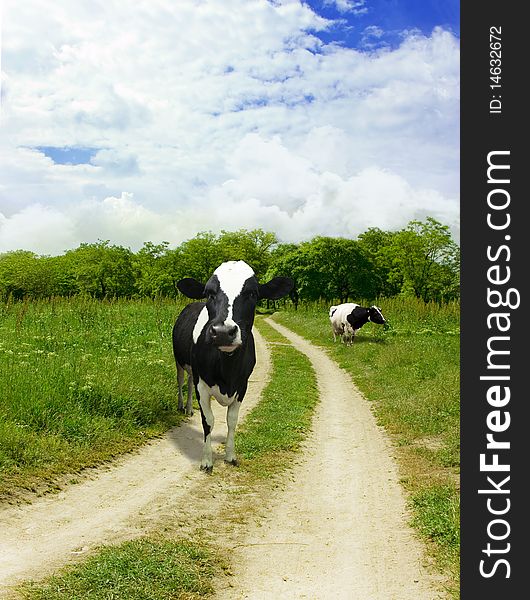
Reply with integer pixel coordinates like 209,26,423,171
0,0,460,255
306,0,459,48
35,147,99,166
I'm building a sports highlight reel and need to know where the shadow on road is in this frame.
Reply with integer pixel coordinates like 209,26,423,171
166,401,229,465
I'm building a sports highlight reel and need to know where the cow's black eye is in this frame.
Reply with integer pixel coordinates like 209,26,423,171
207,291,216,301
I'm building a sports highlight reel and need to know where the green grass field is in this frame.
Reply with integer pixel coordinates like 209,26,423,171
0,297,186,500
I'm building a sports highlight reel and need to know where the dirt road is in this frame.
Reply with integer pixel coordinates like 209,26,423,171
0,321,443,599
214,318,443,599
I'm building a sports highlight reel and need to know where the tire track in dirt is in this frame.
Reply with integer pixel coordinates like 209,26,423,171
213,318,444,600
0,329,271,598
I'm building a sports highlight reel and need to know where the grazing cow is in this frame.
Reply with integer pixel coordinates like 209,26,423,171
329,303,386,345
172,260,293,473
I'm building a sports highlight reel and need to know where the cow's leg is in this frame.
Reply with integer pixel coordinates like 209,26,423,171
176,364,185,412
185,368,193,415
197,379,215,473
343,323,349,344
225,399,242,466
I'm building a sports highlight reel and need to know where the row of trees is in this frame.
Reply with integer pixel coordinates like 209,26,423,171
0,218,460,304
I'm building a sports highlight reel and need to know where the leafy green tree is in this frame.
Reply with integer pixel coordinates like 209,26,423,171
133,241,176,297
48,253,79,296
384,218,460,302
173,232,222,285
171,229,278,289
267,237,376,303
0,219,459,304
311,237,376,302
217,229,277,279
265,243,300,307
357,227,400,298
0,251,59,300
65,241,135,298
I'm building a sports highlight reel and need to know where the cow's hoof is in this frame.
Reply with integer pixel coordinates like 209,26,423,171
200,464,213,474
225,458,239,467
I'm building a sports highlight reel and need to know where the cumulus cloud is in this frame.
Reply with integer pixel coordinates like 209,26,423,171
0,193,177,255
0,0,459,254
0,204,77,255
202,134,459,242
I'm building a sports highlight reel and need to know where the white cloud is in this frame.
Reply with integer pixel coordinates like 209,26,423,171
202,135,459,242
0,1,459,254
324,0,368,15
0,193,179,255
0,204,76,255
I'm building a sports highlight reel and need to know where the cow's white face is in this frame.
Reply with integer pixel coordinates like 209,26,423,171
204,261,258,352
177,260,294,353
213,261,256,312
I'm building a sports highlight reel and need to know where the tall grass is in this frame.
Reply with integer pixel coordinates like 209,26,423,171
273,297,460,596
0,297,186,500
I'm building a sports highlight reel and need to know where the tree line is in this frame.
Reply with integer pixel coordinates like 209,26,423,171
0,217,459,304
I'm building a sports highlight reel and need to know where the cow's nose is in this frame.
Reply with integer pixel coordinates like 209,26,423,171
209,324,238,342
211,324,237,334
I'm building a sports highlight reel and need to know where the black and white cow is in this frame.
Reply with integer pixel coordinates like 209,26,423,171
329,302,386,345
172,260,293,473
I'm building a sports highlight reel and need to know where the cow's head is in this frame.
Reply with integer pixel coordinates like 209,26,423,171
177,260,293,352
346,304,386,330
368,305,386,325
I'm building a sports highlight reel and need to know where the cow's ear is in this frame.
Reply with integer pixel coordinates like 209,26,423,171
177,278,206,299
258,277,294,300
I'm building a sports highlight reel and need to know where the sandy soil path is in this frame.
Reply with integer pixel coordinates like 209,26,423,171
214,318,443,600
0,330,271,598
